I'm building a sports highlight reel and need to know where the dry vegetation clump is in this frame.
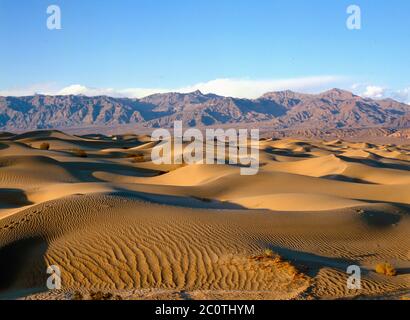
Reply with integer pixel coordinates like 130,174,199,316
251,249,282,265
39,142,50,150
249,249,309,282
67,291,123,300
375,263,397,276
71,149,88,158
70,291,83,300
89,291,122,300
126,152,146,163
125,152,144,158
263,249,275,258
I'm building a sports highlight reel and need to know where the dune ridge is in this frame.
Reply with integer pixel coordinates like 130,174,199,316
0,130,409,300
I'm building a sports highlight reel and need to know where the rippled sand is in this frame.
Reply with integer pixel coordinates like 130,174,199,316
0,130,409,300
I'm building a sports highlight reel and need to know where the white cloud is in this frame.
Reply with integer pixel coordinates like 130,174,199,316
350,83,368,91
0,76,344,99
175,76,344,99
351,84,410,105
57,84,171,98
0,83,58,96
392,87,410,105
362,86,386,99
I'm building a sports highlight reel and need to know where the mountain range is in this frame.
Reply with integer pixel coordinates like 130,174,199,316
1,89,409,132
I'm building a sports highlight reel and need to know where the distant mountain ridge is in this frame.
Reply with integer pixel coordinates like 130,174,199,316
1,89,409,131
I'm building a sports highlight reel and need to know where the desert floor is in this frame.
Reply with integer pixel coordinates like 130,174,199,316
0,130,409,300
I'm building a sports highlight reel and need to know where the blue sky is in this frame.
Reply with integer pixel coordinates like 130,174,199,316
0,0,409,102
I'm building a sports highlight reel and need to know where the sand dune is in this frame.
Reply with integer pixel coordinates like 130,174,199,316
234,193,365,211
0,131,409,300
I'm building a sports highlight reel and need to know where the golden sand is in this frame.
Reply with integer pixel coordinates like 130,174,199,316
0,131,409,300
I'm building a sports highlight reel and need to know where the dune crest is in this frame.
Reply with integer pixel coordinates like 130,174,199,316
0,131,409,300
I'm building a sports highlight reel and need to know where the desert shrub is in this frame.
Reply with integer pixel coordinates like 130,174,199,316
251,249,283,263
125,152,144,158
263,249,275,258
126,152,145,163
72,149,87,158
71,291,83,300
39,142,50,150
375,263,397,276
90,291,110,300
90,291,122,300
131,156,145,163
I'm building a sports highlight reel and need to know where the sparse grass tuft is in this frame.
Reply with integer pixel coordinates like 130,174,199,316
251,249,281,263
249,250,308,282
263,248,275,258
126,152,146,163
89,291,122,300
131,156,145,163
375,262,397,276
39,142,50,150
71,291,83,300
125,152,144,158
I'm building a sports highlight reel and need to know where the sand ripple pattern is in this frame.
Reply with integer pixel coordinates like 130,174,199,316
0,132,409,299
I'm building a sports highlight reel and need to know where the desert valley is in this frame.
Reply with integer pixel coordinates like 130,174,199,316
0,118,409,299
